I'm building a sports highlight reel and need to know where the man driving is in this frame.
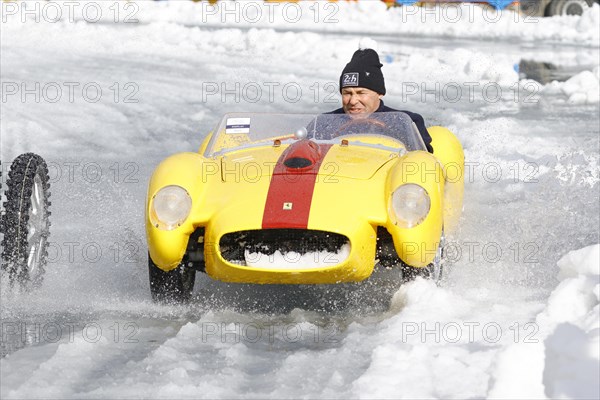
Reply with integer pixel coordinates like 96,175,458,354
327,48,434,153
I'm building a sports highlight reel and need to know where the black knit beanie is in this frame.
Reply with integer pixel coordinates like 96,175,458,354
339,49,386,95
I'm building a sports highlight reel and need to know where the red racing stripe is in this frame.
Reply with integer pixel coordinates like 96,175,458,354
262,142,332,229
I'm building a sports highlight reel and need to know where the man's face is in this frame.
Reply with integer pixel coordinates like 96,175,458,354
341,87,382,117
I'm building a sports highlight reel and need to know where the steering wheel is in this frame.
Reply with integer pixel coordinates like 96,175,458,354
333,117,387,138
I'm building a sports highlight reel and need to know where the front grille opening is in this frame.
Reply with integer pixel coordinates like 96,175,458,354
219,229,349,268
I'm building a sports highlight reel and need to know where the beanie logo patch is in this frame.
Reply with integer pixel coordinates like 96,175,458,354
342,72,359,87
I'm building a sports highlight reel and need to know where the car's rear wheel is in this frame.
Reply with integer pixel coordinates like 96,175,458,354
148,253,196,304
1,153,51,290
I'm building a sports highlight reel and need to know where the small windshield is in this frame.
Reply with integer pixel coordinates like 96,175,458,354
204,112,427,157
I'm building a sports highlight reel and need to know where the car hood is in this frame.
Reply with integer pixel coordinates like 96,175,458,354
219,141,398,182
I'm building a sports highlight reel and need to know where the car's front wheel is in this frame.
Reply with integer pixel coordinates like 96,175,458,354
148,254,196,304
401,231,445,284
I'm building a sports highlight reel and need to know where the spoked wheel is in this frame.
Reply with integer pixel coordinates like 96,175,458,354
1,153,51,290
148,253,196,304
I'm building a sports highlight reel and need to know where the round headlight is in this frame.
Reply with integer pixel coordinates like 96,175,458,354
150,185,192,230
390,184,430,228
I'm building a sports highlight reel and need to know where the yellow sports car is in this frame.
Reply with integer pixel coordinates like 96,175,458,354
146,112,464,303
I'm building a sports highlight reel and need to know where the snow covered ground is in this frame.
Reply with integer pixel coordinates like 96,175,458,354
1,1,599,398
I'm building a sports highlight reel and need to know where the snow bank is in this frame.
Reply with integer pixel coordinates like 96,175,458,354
488,244,600,399
557,244,600,280
538,244,600,329
2,1,598,46
560,68,600,104
487,342,546,399
544,323,600,400
351,279,493,398
130,1,600,46
543,67,600,104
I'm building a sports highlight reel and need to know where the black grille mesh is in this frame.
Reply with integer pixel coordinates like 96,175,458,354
219,229,349,264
